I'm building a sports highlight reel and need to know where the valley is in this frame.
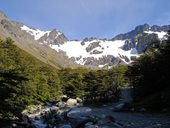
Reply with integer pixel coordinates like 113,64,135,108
0,10,170,128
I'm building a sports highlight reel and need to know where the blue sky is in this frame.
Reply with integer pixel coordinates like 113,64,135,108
0,0,170,40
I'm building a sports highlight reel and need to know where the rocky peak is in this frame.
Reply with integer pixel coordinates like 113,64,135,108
112,24,169,41
135,24,150,32
150,25,169,32
38,29,68,45
112,24,150,40
136,33,160,53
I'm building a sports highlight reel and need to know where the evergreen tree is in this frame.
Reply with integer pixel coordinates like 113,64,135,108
126,27,170,111
0,38,62,118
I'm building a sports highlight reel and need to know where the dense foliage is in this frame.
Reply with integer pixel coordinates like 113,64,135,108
59,66,128,103
0,38,129,119
127,29,170,111
0,38,62,118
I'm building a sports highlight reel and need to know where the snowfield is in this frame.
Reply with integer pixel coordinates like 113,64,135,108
21,25,167,67
51,39,139,65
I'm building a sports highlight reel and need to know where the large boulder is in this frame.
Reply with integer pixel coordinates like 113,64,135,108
66,98,77,107
67,107,92,119
67,107,92,128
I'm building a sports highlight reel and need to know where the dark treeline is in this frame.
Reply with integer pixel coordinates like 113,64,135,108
59,66,128,104
0,38,62,119
126,28,170,111
0,38,128,119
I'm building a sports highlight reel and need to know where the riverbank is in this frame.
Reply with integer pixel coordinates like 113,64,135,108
1,103,170,128
90,104,170,128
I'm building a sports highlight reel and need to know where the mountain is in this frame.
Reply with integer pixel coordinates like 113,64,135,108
38,24,167,68
0,11,77,69
0,11,168,69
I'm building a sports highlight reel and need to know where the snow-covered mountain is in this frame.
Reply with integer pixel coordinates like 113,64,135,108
0,11,168,68
0,11,76,69
21,25,68,45
20,23,168,68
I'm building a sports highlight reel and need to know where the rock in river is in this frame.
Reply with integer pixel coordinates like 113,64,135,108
67,107,92,128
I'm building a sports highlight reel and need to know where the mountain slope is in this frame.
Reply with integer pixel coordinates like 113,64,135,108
0,11,168,68
34,24,168,68
0,11,77,69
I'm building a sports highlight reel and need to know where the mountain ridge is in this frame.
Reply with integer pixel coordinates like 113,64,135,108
0,11,78,69
0,11,168,68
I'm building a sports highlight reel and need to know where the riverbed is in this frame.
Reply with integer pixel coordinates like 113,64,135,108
91,104,170,128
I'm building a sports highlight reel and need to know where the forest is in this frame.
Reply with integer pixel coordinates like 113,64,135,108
0,38,128,119
126,28,170,111
0,28,170,120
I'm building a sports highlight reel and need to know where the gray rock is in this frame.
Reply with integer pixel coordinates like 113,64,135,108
83,55,126,68
67,107,92,119
50,106,59,113
136,33,159,53
90,50,103,54
66,98,77,107
56,107,71,116
122,40,135,51
86,41,101,52
118,54,130,62
67,107,92,128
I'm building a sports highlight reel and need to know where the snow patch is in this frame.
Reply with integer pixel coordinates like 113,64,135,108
144,31,166,39
51,39,139,65
21,25,50,40
98,64,108,68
